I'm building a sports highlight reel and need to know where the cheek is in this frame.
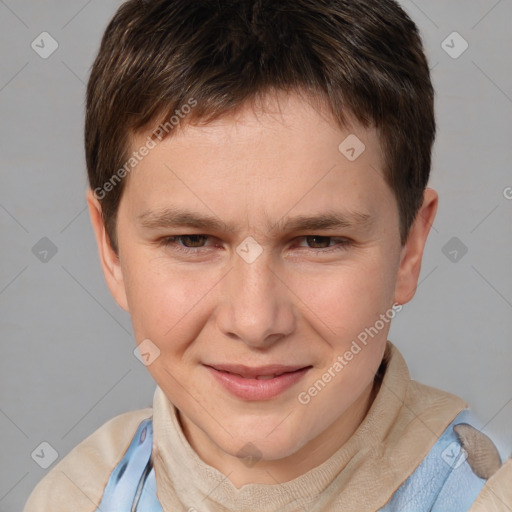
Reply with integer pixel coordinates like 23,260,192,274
291,256,397,343
123,255,214,349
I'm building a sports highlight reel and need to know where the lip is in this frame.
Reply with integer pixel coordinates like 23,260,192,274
204,364,312,401
206,363,309,379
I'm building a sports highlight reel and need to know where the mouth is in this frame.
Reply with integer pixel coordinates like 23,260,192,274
204,363,313,401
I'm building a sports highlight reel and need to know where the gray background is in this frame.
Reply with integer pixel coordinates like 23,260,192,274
1,1,511,510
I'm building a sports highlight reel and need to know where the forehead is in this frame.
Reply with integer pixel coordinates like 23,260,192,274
120,92,393,234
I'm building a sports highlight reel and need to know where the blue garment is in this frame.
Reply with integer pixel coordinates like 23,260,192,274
379,410,485,511
94,410,486,511
94,419,162,512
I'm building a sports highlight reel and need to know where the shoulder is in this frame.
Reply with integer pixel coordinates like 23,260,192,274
381,408,509,511
382,343,468,439
469,458,512,511
23,407,152,512
405,379,468,425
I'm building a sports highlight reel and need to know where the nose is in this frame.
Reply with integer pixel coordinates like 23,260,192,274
215,247,296,349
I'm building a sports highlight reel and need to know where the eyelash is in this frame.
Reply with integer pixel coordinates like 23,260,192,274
159,235,353,255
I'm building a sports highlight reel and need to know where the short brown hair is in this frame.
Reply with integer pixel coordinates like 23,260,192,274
86,0,435,254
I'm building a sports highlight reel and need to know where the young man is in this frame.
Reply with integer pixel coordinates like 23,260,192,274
25,0,511,510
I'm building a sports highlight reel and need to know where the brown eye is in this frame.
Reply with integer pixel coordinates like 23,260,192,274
294,236,353,253
305,236,332,249
177,235,208,248
160,235,214,254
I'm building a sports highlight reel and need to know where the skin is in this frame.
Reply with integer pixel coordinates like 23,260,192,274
87,91,437,488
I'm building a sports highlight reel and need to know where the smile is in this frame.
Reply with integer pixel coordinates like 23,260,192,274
204,364,312,401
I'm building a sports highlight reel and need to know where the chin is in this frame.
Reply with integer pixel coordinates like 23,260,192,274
216,415,312,461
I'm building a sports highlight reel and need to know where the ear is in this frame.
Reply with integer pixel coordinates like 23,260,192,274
86,189,129,312
394,188,438,305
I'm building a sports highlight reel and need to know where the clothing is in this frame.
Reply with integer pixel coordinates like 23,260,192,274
24,342,512,511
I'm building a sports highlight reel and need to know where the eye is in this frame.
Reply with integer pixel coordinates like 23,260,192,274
160,235,213,254
173,235,208,248
296,236,353,252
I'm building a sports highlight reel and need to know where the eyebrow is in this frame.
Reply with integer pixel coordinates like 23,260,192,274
137,207,373,234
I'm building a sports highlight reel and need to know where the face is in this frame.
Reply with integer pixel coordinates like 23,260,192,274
88,92,437,485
